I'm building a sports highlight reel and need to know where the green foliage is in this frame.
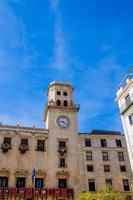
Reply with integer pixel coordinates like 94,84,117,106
77,186,126,200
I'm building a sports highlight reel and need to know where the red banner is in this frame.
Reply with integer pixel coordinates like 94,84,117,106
0,187,3,195
54,188,60,196
10,187,18,196
67,188,74,196
41,188,47,196
48,188,54,196
61,188,67,197
26,188,32,197
19,188,25,196
34,188,40,196
4,187,10,195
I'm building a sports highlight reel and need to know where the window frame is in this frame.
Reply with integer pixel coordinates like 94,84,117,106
37,140,45,151
118,152,124,161
116,139,122,148
102,152,109,161
85,139,91,147
0,177,8,187
58,179,67,188
88,179,95,192
35,178,44,188
87,165,94,172
86,151,93,161
101,139,107,147
16,177,26,188
104,165,110,172
123,179,130,191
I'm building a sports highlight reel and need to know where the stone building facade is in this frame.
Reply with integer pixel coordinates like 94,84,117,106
0,81,132,200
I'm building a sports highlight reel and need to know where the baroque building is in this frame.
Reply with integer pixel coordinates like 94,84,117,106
0,81,133,200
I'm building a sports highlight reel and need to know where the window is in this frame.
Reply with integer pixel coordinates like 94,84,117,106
35,178,44,188
101,139,107,147
0,177,8,187
129,114,133,125
87,165,94,172
16,177,25,188
120,165,126,172
106,179,112,186
85,139,91,147
58,179,67,188
88,179,95,191
59,158,65,167
116,139,122,147
37,140,45,151
118,152,124,161
102,152,109,161
63,91,67,96
63,100,68,107
21,139,28,146
104,165,110,172
125,94,131,106
57,100,61,106
86,151,92,161
4,137,11,145
59,141,66,148
57,91,61,95
123,179,130,191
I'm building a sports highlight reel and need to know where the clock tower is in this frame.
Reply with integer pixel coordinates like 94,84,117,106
44,81,85,198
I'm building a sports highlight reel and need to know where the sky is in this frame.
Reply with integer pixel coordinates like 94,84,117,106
0,0,133,132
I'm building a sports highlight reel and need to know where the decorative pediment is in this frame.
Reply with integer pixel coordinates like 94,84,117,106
0,168,10,176
36,169,46,177
15,169,29,176
56,170,69,178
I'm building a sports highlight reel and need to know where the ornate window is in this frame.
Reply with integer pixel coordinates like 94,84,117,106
63,100,68,107
0,177,8,187
16,177,25,188
57,100,61,106
37,140,45,151
35,178,44,188
58,179,67,188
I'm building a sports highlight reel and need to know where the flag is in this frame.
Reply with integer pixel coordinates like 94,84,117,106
32,167,36,188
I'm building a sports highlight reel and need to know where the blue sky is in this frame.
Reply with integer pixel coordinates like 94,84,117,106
0,0,133,132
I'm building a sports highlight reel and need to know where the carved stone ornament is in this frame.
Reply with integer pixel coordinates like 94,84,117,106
56,170,69,178
15,169,29,176
0,168,10,176
36,169,46,177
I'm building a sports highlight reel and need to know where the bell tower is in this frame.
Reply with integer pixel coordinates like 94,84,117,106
44,81,85,198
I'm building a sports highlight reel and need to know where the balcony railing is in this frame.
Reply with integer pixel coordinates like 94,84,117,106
0,124,48,135
120,94,133,114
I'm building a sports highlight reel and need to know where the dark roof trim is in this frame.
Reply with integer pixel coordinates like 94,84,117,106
79,129,123,136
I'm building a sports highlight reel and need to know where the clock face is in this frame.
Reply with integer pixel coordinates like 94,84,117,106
57,116,69,128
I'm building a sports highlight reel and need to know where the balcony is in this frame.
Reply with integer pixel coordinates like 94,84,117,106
120,95,133,115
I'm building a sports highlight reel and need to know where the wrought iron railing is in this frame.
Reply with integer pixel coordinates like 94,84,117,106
0,124,48,135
